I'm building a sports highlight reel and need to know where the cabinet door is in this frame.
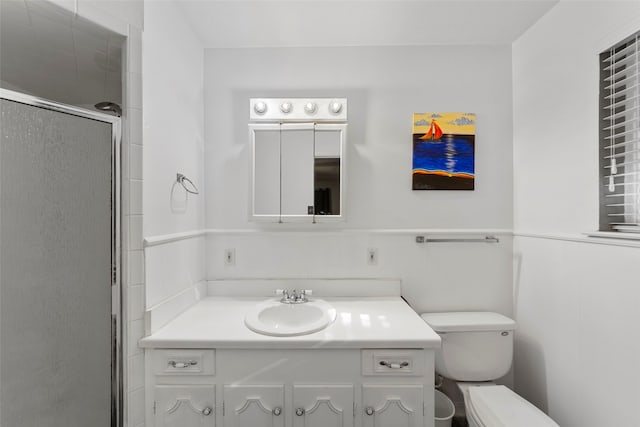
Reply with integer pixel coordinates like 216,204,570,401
154,385,215,427
362,385,423,427
223,384,284,427
251,124,281,218
280,124,315,217
293,385,354,427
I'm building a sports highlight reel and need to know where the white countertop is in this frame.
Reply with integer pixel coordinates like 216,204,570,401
139,296,441,349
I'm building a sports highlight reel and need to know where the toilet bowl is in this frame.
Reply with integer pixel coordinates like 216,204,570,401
421,312,559,427
460,383,558,427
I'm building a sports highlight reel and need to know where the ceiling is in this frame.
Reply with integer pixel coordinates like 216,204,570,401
0,0,124,108
174,0,559,48
0,0,558,107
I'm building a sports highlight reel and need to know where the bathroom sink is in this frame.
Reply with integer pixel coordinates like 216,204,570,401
245,299,337,336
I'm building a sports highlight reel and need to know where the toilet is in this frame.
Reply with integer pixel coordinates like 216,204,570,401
421,312,559,427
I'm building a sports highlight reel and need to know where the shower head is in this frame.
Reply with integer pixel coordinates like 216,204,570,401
94,101,122,116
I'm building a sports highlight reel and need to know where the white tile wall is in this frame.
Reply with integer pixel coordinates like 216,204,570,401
513,236,640,426
128,284,145,321
127,387,146,427
128,250,145,285
130,144,143,180
129,180,143,215
126,71,143,110
129,216,143,251
128,108,143,145
128,353,145,390
145,236,206,308
205,231,514,315
127,25,143,75
128,319,144,356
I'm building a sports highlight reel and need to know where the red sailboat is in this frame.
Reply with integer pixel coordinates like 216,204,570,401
419,120,443,140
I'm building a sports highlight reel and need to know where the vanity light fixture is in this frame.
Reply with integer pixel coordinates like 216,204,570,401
249,98,347,121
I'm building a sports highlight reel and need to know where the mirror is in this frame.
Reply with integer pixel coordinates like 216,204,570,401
250,122,346,222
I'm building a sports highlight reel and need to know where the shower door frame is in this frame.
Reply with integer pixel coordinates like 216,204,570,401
0,88,123,427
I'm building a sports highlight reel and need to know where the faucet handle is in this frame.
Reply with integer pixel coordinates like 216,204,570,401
275,289,289,297
298,289,312,302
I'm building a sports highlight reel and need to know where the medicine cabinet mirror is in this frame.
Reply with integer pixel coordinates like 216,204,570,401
249,98,347,223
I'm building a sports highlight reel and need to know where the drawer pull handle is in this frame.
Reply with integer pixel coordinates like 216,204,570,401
296,408,305,416
379,361,409,369
202,407,212,416
365,407,375,416
168,360,198,369
272,407,282,416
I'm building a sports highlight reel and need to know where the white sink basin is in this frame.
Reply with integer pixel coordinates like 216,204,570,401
245,299,337,336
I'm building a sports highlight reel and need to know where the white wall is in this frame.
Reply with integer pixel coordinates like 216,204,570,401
206,46,513,230
142,1,206,315
143,1,204,238
204,45,514,315
512,2,640,426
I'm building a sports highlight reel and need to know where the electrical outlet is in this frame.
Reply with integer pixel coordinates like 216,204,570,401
367,248,378,265
225,248,235,266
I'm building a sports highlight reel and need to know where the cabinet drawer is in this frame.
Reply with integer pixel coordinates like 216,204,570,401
361,349,424,376
152,349,215,376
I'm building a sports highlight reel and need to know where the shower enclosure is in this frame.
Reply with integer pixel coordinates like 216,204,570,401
0,88,122,426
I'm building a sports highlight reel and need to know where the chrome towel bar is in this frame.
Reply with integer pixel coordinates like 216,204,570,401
415,235,499,243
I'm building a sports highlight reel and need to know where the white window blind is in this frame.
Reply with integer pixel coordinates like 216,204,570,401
599,30,640,233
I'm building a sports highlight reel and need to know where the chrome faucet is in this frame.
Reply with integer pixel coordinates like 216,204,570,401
275,289,312,304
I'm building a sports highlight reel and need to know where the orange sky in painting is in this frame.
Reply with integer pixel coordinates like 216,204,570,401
413,112,476,135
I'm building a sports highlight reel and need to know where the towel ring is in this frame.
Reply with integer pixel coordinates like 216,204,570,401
176,173,199,195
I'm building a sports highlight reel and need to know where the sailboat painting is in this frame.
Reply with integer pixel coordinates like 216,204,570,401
412,112,476,190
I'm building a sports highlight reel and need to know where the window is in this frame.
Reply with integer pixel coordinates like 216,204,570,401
599,30,640,233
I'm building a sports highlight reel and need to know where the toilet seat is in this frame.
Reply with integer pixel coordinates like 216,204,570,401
467,385,559,427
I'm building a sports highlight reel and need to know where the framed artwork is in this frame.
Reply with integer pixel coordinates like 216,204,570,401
412,112,476,190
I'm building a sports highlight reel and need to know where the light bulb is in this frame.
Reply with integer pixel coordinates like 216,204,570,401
304,102,317,114
329,101,342,114
280,102,292,113
254,101,267,114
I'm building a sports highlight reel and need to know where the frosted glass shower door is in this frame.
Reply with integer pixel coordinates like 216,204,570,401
1,95,116,426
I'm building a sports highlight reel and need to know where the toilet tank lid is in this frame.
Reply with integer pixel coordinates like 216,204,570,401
420,312,516,332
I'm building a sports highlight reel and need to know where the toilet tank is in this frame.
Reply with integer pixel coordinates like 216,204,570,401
421,312,516,382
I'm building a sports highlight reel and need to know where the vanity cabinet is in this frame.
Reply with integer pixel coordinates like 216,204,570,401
250,123,346,222
146,349,434,427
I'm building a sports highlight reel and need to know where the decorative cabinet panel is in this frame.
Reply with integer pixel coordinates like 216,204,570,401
154,385,215,427
362,384,424,427
250,123,346,222
292,385,354,427
223,384,285,427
